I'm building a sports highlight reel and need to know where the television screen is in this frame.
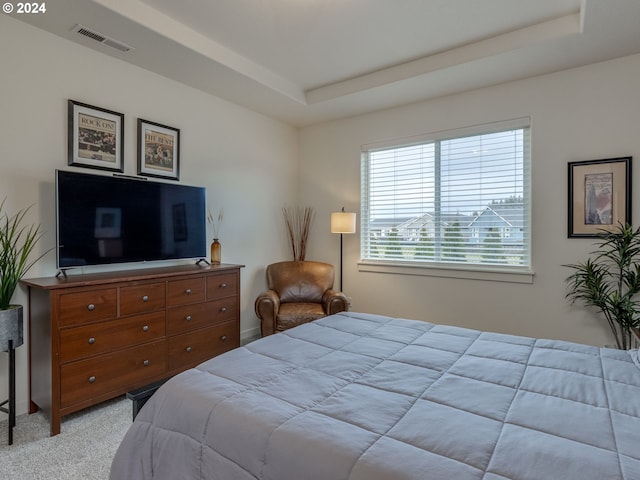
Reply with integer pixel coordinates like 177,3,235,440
56,170,207,268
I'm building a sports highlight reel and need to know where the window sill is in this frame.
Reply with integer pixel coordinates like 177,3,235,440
357,260,534,284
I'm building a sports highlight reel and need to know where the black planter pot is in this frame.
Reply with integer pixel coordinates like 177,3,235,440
0,305,23,351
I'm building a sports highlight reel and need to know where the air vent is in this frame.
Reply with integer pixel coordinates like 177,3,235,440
71,24,133,53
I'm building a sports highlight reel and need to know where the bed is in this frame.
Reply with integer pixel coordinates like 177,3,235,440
110,311,640,479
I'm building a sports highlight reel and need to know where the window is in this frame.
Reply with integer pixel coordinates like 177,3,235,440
361,118,531,279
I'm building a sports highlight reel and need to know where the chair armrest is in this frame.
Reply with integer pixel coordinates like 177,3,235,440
255,290,280,336
322,289,349,315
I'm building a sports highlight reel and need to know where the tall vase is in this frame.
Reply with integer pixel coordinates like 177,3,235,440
210,238,222,265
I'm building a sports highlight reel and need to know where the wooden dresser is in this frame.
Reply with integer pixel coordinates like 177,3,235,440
22,263,243,435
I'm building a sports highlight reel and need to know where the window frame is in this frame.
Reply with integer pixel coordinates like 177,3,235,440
359,118,534,284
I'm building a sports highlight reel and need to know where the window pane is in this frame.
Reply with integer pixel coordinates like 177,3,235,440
361,123,530,270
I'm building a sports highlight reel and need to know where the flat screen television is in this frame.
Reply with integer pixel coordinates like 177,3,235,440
56,170,207,269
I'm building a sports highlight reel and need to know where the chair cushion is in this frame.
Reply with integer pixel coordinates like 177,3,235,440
276,303,325,331
267,261,335,303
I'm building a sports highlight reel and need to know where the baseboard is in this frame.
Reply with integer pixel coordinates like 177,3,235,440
241,326,261,345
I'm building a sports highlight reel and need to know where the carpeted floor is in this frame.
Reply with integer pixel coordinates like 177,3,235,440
0,396,131,480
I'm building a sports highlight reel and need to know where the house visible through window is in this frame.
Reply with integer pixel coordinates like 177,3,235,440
361,118,531,274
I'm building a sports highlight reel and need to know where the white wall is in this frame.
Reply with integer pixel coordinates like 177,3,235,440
299,53,640,348
0,15,298,415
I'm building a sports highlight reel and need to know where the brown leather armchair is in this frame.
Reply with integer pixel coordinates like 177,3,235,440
255,261,349,336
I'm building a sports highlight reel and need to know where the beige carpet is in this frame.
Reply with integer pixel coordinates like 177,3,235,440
0,397,131,480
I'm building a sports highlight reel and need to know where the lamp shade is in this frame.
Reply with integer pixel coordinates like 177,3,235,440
331,211,356,234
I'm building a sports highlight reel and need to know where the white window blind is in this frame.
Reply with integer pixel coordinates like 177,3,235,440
361,119,531,273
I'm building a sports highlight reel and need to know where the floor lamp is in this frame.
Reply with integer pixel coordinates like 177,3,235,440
330,207,356,292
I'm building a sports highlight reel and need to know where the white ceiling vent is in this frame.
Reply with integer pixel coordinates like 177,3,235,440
71,24,133,53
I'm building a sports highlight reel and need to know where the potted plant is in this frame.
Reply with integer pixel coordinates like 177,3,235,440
0,199,46,350
564,223,640,349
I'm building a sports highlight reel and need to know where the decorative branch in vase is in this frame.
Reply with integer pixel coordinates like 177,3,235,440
207,208,223,265
283,206,314,261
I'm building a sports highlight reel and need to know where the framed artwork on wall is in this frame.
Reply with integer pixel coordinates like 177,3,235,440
68,100,124,172
568,156,632,238
137,118,180,180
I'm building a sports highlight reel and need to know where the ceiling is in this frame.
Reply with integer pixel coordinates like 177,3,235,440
14,0,640,126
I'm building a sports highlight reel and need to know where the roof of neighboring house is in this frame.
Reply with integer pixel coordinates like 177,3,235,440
370,204,523,231
370,217,414,229
468,204,524,229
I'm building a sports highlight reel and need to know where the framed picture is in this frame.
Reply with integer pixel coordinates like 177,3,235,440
137,118,180,180
568,156,632,238
68,100,124,172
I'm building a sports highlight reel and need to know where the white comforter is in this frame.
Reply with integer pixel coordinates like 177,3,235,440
110,312,640,479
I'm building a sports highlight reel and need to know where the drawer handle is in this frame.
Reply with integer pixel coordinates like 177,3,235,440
143,360,150,366
88,337,95,345
220,283,228,289
87,304,95,311
142,295,149,302
142,325,149,332
185,315,192,321
220,335,228,342
88,376,96,383
185,346,192,353
220,307,227,313
185,288,192,294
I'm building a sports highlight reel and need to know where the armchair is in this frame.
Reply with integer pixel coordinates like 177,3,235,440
255,261,349,336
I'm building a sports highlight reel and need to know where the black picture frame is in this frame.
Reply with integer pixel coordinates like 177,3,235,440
68,100,124,172
137,118,180,180
568,156,632,238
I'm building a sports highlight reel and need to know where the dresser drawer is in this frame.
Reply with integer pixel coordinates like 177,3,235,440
206,273,238,300
167,297,236,335
167,301,215,335
212,296,237,324
168,321,237,372
60,311,166,363
167,277,206,307
120,282,166,315
60,340,167,408
59,289,117,327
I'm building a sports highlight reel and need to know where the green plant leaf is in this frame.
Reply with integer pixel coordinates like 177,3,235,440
0,199,48,310
564,223,640,349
